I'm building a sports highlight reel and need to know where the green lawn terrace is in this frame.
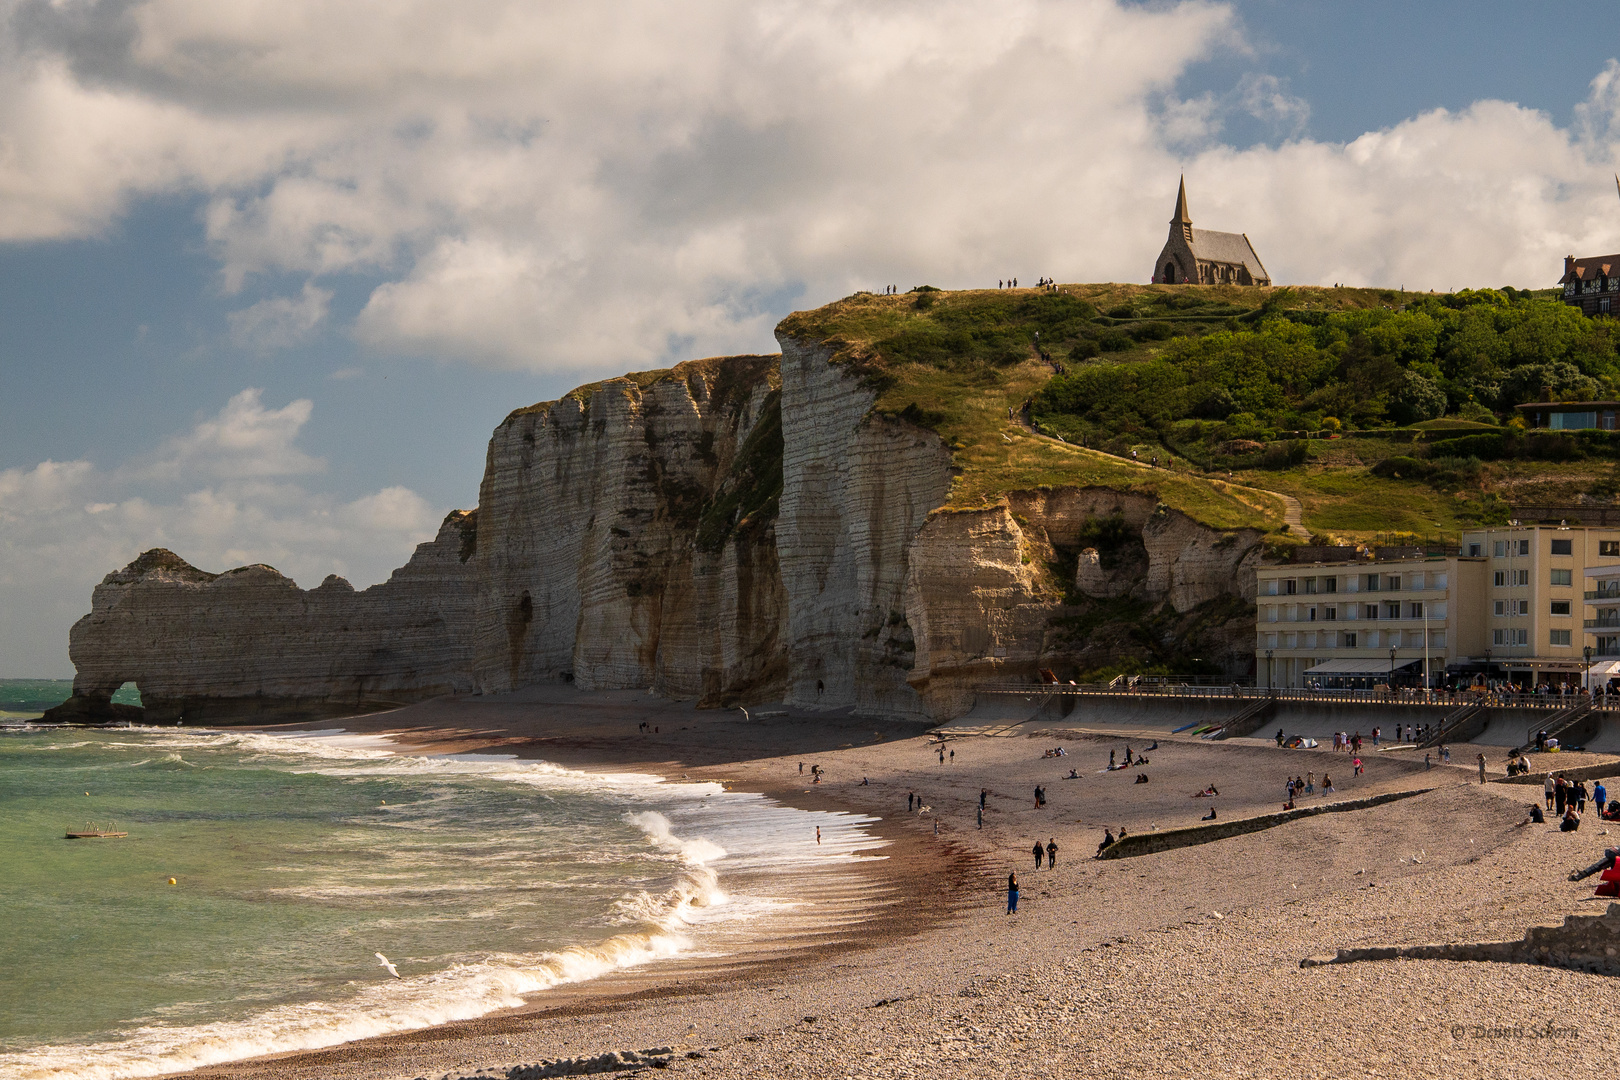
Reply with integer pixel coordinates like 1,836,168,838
780,282,1612,544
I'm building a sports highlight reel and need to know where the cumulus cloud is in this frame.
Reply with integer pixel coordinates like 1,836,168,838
3,2,1620,364
226,281,332,352
0,391,443,676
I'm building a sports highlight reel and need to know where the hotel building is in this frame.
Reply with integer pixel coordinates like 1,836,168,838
1254,525,1620,688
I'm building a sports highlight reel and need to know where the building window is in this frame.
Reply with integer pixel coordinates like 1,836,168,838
1518,629,1529,645
1323,578,1337,593
1364,574,1380,592
1552,569,1573,586
1603,541,1620,557
1494,571,1506,587
1408,602,1424,618
1520,540,1531,556
1304,578,1318,594
1383,601,1401,619
1494,540,1507,557
1433,632,1446,647
1552,538,1573,556
1552,629,1572,646
1364,604,1379,620
1469,543,1482,557
1283,579,1297,595
1551,600,1572,615
1514,570,1530,586
1344,632,1357,647
1494,600,1505,616
1308,607,1317,622
1324,606,1336,620
1386,576,1401,591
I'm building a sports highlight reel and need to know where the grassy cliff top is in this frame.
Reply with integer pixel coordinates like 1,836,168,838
775,282,1609,540
504,353,780,423
775,284,1421,530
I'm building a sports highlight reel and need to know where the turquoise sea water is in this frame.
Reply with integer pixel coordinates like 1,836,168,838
0,680,141,719
0,724,883,1080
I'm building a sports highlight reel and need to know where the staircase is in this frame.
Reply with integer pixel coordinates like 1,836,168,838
1522,700,1597,752
1214,694,1277,740
1419,703,1486,749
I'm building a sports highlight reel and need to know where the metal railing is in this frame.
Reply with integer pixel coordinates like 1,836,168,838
973,680,1620,712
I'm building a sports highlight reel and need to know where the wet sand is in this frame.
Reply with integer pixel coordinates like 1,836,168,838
163,687,1620,1079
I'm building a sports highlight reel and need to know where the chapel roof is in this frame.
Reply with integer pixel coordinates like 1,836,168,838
1189,228,1269,281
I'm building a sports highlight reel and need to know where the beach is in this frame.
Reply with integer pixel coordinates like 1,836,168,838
115,686,1615,1080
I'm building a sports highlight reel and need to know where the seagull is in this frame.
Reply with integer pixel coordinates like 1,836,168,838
737,706,750,722
375,952,401,979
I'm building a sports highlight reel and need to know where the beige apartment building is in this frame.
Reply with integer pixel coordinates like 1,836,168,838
1461,525,1620,685
1254,525,1620,689
1254,556,1487,688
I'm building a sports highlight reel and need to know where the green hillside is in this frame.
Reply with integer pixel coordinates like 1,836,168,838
781,282,1612,542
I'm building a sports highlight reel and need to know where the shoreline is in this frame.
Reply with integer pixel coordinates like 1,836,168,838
25,686,1620,1078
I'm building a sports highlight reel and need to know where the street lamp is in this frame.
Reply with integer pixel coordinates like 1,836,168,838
1389,644,1398,692
1585,644,1594,695
1266,648,1274,691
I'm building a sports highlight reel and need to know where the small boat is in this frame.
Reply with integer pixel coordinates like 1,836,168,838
65,831,127,839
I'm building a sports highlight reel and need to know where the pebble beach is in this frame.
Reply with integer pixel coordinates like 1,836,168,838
170,688,1620,1080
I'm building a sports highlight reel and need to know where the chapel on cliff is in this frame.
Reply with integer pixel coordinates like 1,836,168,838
1151,177,1270,286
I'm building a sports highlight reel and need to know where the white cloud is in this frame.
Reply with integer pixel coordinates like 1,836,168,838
2,1,1620,364
135,388,323,481
226,281,332,351
0,391,443,676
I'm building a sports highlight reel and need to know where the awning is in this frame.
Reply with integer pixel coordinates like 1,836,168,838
1304,658,1424,676
1589,660,1620,677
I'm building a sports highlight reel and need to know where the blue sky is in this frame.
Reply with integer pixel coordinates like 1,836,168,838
4,0,1620,676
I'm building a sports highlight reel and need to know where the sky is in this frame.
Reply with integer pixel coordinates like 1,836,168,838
5,0,1620,677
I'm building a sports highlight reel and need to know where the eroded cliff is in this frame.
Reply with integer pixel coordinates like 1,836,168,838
59,309,1271,724
51,512,477,723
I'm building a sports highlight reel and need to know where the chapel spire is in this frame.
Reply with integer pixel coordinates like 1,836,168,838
1172,176,1193,241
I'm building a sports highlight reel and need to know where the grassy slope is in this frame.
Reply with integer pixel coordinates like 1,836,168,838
778,285,1434,532
781,283,1607,542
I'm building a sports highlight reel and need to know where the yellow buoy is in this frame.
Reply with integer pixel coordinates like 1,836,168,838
168,878,177,886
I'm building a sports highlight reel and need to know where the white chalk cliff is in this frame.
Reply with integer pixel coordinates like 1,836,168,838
55,339,1263,724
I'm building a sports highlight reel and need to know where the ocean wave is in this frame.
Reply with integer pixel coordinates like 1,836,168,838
0,932,692,1080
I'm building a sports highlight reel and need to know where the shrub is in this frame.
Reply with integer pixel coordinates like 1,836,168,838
1372,456,1424,479
1425,432,1504,460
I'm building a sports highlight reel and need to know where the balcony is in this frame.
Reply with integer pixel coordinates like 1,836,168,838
1587,619,1620,629
1587,590,1620,601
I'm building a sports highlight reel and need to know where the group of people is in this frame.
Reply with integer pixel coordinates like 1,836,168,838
1093,826,1129,857
1283,771,1335,810
1041,746,1067,759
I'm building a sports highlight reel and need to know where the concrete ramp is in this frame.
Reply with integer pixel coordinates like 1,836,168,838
939,695,1042,736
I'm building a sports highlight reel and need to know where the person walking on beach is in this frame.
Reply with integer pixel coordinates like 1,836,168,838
977,805,983,829
908,791,915,811
1556,777,1567,816
816,826,821,845
1033,840,1045,869
1322,773,1334,793
980,788,988,811
1352,756,1363,777
1046,838,1058,868
1546,773,1556,811
1007,872,1020,914
1477,753,1488,784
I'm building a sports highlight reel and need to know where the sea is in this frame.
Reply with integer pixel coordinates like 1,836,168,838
0,683,886,1080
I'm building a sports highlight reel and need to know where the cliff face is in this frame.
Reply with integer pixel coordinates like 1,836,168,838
53,512,477,723
776,336,954,718
59,339,1265,724
472,355,785,702
902,490,1265,717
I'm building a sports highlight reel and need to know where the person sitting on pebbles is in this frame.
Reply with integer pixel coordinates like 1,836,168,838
1134,773,1149,784
1095,829,1116,857
1517,803,1546,827
1561,806,1582,833
1202,807,1217,821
